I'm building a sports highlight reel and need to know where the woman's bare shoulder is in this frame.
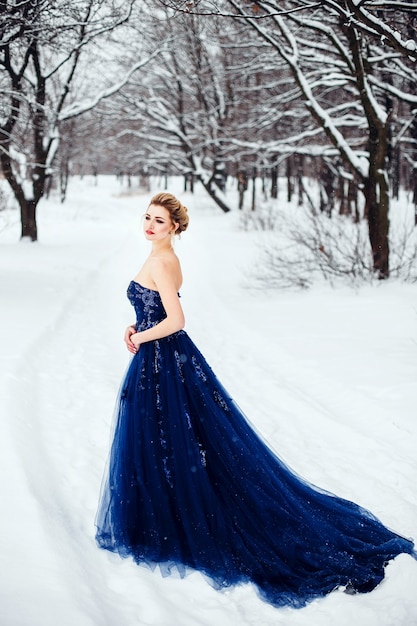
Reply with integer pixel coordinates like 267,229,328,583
149,253,182,290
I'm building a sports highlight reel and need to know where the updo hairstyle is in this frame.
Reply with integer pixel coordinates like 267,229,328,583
149,192,189,235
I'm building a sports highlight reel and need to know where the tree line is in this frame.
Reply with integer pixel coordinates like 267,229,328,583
1,0,417,280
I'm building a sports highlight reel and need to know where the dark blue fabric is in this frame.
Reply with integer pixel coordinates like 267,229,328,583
95,281,416,608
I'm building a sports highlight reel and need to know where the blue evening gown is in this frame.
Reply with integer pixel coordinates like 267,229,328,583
95,280,416,608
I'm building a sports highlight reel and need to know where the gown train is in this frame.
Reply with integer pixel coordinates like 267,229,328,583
95,281,416,608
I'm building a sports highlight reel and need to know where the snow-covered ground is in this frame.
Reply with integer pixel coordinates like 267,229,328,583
0,176,416,626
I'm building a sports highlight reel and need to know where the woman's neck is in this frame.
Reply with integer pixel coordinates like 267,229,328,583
150,241,173,256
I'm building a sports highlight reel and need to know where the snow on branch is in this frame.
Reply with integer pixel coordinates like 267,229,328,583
230,6,369,178
160,0,322,20
336,0,417,62
362,2,417,11
58,48,164,121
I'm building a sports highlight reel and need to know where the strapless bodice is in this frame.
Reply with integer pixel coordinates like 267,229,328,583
127,280,168,332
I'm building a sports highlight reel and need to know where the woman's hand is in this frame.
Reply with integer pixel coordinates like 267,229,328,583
130,332,141,353
124,325,137,354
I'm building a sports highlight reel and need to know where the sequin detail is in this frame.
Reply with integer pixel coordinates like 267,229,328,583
128,281,165,332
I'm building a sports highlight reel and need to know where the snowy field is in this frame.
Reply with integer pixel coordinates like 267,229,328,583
0,175,416,626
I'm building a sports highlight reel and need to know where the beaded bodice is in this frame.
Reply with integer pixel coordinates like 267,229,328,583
127,280,169,332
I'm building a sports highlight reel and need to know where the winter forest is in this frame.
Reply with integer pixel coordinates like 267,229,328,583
1,2,417,626
1,0,417,282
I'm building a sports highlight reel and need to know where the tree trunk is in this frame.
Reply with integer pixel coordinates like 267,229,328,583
364,126,390,278
391,145,400,201
196,174,231,213
319,161,335,216
338,176,349,216
296,155,304,206
237,170,247,209
364,181,389,279
343,24,391,277
411,113,417,225
20,198,38,241
188,152,232,212
251,167,256,211
0,149,39,241
60,159,70,203
348,179,359,223
286,157,293,203
271,165,278,199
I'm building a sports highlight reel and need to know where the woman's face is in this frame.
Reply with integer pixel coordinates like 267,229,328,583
144,204,176,242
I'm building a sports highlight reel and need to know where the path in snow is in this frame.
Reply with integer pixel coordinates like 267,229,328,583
1,177,416,626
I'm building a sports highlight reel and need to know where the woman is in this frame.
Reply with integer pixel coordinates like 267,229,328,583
95,192,415,609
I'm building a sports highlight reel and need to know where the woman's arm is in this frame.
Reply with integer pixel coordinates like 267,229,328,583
130,259,184,351
124,324,137,354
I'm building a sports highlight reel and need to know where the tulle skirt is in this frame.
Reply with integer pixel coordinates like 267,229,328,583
95,330,415,608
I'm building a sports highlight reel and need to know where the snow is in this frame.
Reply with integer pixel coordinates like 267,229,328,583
0,175,416,626
59,50,163,121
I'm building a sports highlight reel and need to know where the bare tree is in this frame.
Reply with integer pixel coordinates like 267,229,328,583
225,0,417,277
101,9,257,212
159,0,417,278
0,0,161,241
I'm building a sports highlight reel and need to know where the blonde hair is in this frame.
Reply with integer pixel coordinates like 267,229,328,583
149,192,189,235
